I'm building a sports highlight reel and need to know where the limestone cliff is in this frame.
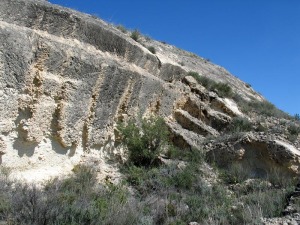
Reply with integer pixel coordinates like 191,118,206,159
0,0,299,183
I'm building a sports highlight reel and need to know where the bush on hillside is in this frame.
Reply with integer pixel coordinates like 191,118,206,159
130,29,140,41
118,117,169,167
228,117,253,133
186,71,233,98
0,165,141,225
238,99,291,119
147,46,156,54
288,124,300,136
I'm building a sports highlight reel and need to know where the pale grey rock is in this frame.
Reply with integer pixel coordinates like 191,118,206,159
0,0,244,155
0,0,299,190
206,132,300,175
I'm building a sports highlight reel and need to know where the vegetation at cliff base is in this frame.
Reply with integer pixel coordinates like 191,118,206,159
0,116,297,225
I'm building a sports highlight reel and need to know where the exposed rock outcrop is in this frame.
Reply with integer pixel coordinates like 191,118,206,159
1,1,300,224
206,132,300,176
0,0,299,192
0,0,257,180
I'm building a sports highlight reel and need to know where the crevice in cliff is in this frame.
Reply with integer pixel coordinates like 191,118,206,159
50,100,65,147
174,109,219,137
81,68,106,150
81,93,97,151
114,79,135,123
13,107,38,156
28,42,49,98
181,96,231,132
81,123,89,152
12,41,51,146
181,97,210,124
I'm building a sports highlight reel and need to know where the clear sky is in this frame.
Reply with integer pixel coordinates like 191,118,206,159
49,0,300,116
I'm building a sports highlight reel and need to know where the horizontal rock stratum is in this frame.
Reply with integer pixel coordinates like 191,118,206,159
0,0,299,182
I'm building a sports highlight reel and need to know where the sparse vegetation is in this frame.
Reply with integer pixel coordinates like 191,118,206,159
130,29,140,42
0,165,141,225
287,123,300,142
245,83,251,88
288,124,300,136
217,163,295,223
203,58,211,63
1,115,298,225
2,2,300,224
187,71,233,98
219,163,249,184
144,35,151,41
186,71,201,82
228,117,253,133
147,46,156,54
116,24,127,33
238,99,292,119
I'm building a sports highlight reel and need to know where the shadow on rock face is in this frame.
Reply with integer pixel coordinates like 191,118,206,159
13,138,38,157
51,139,76,157
250,167,268,179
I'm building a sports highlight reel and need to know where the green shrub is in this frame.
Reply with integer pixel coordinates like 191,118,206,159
213,82,233,98
294,113,300,121
125,165,171,197
183,184,233,223
288,124,300,136
171,164,197,190
131,29,140,41
124,157,202,196
266,167,296,188
147,46,156,54
186,71,233,98
2,165,141,225
241,189,288,218
118,117,169,167
219,163,250,184
166,146,205,163
228,117,253,133
187,71,201,83
286,123,300,142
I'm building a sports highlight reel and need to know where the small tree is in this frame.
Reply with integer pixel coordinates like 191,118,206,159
118,117,169,167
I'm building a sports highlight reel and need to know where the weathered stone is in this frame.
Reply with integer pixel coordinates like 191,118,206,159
174,109,219,136
0,0,299,189
206,132,300,176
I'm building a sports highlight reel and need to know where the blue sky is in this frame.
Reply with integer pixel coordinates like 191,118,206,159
49,0,300,116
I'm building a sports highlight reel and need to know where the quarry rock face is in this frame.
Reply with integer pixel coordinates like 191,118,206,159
0,0,299,182
206,132,300,176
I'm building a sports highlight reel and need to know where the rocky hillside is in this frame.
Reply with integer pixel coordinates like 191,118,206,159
0,0,300,224
0,0,267,177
